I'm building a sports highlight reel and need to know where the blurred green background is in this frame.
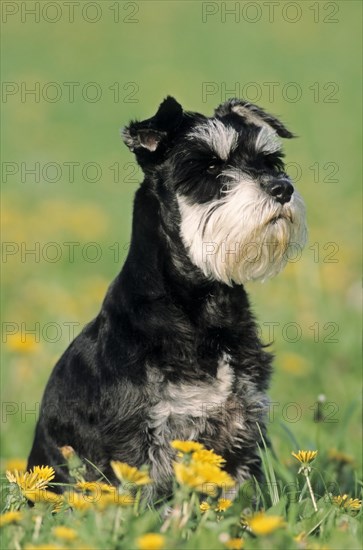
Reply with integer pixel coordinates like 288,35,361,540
1,0,362,479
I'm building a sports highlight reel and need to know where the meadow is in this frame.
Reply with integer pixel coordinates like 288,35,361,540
1,1,362,548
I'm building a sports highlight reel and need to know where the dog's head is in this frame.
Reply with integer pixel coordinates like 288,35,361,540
122,97,307,285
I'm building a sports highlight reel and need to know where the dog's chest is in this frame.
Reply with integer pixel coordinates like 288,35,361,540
145,355,249,485
148,357,235,428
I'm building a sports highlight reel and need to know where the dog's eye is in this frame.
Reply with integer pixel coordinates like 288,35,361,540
261,152,285,172
207,163,221,174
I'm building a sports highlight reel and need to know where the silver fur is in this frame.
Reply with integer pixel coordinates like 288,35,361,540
144,354,269,494
187,119,238,160
178,172,307,285
255,126,282,154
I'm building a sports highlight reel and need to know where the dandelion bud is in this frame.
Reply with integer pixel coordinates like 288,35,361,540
59,446,86,481
59,445,75,461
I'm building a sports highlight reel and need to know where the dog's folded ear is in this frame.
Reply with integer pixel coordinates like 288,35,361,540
215,98,294,138
122,96,183,157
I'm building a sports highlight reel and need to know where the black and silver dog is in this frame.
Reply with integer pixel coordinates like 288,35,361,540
27,97,306,497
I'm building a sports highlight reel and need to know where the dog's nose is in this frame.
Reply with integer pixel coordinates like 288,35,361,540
268,179,294,204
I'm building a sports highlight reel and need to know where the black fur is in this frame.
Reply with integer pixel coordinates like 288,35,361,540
28,97,299,497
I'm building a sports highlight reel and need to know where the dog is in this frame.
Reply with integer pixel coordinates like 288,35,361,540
27,97,307,499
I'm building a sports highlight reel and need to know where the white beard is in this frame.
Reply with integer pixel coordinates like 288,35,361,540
177,171,307,286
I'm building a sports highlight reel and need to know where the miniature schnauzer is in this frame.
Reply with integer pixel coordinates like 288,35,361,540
27,97,307,498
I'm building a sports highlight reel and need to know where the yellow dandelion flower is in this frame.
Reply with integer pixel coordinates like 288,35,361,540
291,450,318,465
200,501,211,513
137,533,165,550
280,352,311,376
332,494,348,508
95,491,135,510
345,498,362,511
23,489,63,513
6,333,39,353
215,498,232,512
6,465,55,492
110,461,152,486
76,481,115,493
332,495,361,511
174,461,235,492
170,440,205,453
292,451,318,510
6,470,24,484
224,538,244,550
328,449,355,465
64,491,92,511
174,462,204,488
192,449,226,467
198,463,235,489
53,525,77,541
0,511,23,527
248,512,285,536
3,458,27,472
32,466,56,480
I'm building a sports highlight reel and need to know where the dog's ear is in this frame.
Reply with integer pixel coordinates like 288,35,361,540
215,98,294,138
122,96,184,155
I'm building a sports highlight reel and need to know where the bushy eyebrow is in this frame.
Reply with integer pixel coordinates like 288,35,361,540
187,120,238,161
255,126,282,155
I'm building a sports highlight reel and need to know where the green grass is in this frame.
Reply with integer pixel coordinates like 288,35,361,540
1,1,362,548
0,442,362,549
